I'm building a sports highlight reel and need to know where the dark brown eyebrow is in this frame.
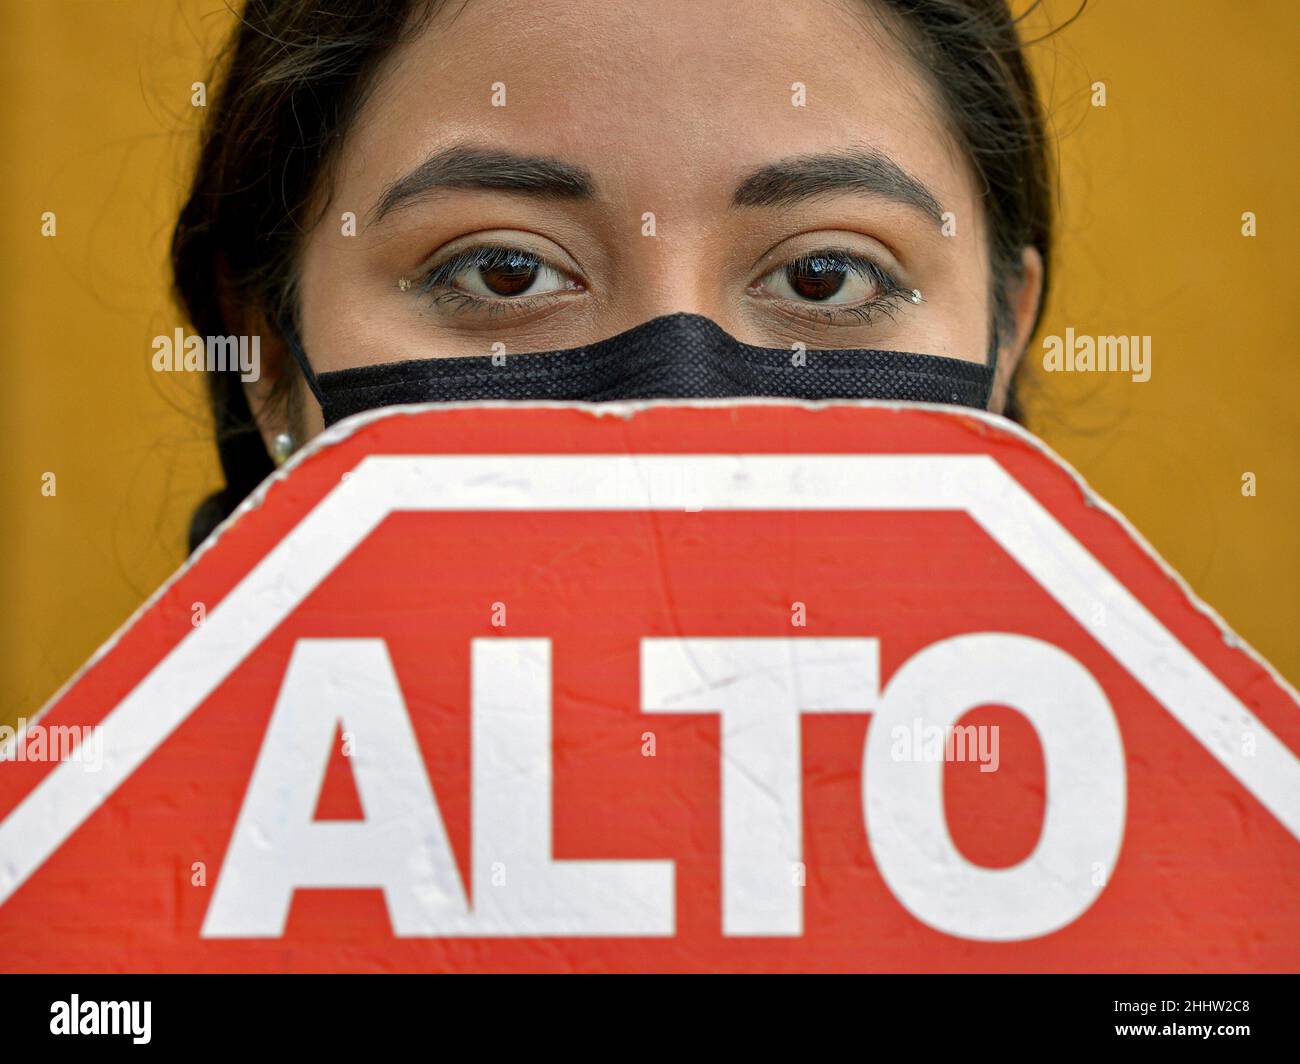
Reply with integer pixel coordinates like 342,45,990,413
370,145,596,224
732,148,944,221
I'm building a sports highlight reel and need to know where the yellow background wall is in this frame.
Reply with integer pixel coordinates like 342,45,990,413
2,0,1296,729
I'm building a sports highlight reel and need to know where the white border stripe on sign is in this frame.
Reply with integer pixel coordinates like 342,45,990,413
0,453,1296,909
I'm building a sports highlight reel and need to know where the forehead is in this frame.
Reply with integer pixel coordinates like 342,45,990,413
340,0,974,215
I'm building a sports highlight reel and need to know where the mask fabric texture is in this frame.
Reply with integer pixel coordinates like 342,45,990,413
281,312,996,426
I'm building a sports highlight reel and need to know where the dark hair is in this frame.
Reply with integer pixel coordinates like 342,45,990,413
172,0,1058,551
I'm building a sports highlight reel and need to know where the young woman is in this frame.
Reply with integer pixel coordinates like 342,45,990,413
174,0,1053,548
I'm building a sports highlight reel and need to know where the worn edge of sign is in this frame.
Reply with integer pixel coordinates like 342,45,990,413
15,398,1299,740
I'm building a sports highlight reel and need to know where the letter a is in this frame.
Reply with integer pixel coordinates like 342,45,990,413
202,639,469,937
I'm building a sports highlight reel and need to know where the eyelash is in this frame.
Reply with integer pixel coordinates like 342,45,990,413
758,248,911,326
413,245,563,316
415,245,535,290
411,243,912,324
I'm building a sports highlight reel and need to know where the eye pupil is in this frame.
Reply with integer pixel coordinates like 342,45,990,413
786,256,847,301
479,252,538,296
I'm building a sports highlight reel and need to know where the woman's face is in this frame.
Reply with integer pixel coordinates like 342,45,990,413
278,0,1042,439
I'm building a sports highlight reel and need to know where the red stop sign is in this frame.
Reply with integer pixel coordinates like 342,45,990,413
1,402,1297,971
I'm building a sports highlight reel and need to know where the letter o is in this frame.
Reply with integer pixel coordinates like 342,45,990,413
864,633,1125,940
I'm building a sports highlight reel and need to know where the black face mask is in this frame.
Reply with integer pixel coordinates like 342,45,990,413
281,312,997,428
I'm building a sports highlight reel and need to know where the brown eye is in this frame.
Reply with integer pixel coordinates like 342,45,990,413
478,252,540,296
754,249,893,309
785,255,848,301
432,246,579,301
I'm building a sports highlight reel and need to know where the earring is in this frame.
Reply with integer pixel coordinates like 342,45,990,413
271,431,297,465
909,289,923,304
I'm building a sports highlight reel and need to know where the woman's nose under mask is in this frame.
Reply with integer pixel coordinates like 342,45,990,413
282,312,998,428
